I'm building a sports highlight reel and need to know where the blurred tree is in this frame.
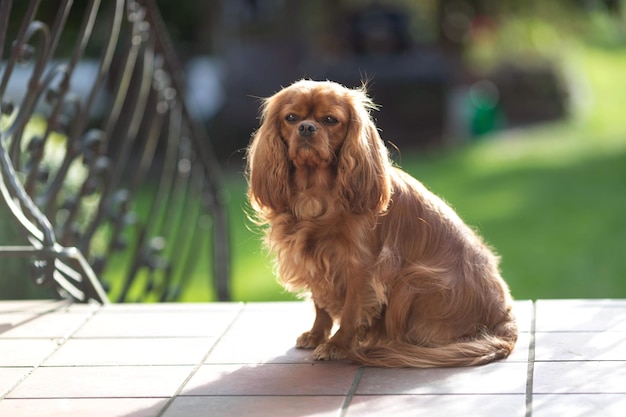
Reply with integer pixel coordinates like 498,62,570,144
155,0,215,56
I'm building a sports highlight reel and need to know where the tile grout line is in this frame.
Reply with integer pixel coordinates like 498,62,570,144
155,302,247,417
338,366,365,417
524,300,537,417
0,300,103,400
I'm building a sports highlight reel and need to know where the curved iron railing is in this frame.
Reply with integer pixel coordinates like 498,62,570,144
0,0,230,302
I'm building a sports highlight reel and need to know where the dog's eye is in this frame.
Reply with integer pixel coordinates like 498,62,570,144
285,114,298,123
322,115,338,125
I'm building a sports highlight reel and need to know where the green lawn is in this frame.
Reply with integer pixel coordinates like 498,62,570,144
3,45,624,302
226,45,626,302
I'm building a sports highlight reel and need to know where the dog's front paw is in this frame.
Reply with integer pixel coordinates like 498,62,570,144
296,331,327,349
313,342,348,361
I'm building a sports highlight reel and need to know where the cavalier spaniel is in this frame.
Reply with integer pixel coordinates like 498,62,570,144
246,79,517,367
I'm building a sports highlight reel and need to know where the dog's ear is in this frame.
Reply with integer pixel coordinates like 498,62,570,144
337,90,391,214
246,96,291,213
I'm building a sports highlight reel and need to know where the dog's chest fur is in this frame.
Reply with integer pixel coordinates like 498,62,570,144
270,194,373,319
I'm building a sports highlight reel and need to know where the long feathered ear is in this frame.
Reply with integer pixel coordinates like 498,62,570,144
337,89,392,214
246,97,291,213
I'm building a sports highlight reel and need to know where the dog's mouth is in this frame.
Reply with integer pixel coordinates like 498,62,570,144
290,143,334,169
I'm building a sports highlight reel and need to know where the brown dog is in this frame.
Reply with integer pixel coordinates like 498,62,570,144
246,79,517,367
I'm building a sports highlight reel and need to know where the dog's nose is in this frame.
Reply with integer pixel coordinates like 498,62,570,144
298,122,317,137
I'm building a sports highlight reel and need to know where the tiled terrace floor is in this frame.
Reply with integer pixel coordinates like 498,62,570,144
1,299,626,416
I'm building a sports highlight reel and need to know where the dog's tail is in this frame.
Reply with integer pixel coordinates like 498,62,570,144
348,332,517,368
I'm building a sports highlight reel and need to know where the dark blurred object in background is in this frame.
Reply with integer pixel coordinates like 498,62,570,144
202,0,569,162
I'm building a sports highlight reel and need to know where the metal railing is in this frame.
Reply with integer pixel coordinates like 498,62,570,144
0,0,230,302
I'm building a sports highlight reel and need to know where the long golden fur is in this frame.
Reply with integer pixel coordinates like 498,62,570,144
246,79,517,367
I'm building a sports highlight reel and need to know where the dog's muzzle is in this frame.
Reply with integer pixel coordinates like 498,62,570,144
298,121,317,138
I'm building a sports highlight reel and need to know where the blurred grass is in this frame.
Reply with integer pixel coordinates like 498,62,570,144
225,44,626,302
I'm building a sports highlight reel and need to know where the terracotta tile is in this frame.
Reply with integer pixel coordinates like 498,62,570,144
162,396,344,417
74,310,238,338
0,339,59,366
533,394,626,417
60,302,103,314
45,337,217,366
0,300,70,313
223,302,316,338
357,363,528,395
535,299,626,332
0,314,37,336
241,301,316,311
8,299,626,416
504,331,531,363
212,302,331,364
206,332,314,364
0,367,31,397
7,365,194,398
0,311,92,339
97,302,243,313
535,332,626,361
0,398,167,417
533,361,626,394
346,394,526,417
182,363,359,396
513,299,534,333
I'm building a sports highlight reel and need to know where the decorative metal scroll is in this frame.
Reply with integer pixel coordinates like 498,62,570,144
0,0,230,302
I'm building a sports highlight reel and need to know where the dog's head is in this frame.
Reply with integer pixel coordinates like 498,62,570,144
247,79,391,215
273,80,354,169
